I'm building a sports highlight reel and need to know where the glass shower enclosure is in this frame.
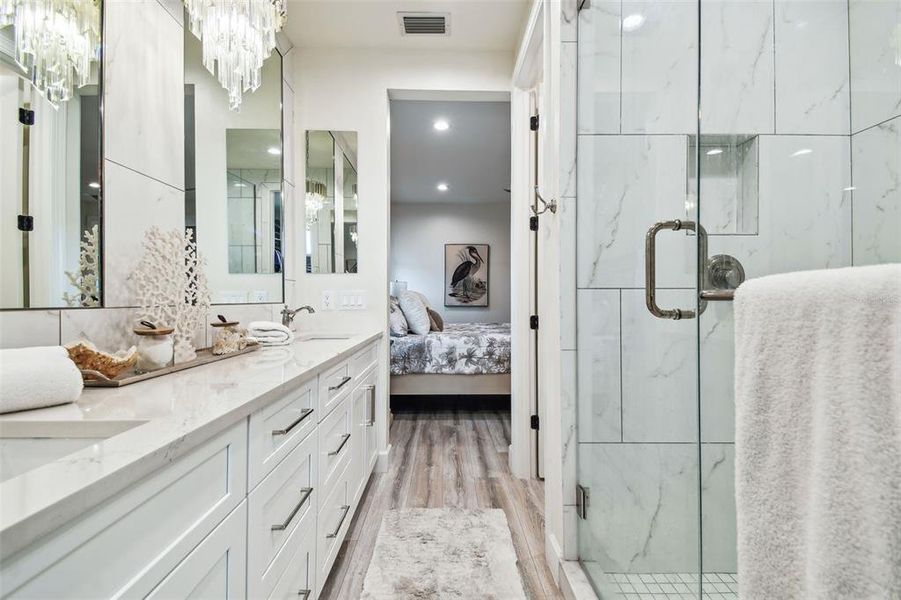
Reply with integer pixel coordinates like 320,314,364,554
575,0,899,597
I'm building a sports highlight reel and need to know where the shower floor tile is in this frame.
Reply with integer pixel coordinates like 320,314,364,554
608,573,738,599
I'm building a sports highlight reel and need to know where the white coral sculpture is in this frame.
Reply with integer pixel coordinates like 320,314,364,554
63,224,101,307
131,227,211,363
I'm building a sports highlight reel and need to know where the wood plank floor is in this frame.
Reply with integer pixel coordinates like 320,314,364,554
319,410,563,599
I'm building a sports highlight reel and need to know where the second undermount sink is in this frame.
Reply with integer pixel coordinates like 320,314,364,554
297,333,353,342
0,420,147,483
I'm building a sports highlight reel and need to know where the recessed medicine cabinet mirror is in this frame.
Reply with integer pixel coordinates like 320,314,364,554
184,26,284,304
0,18,103,310
305,130,358,274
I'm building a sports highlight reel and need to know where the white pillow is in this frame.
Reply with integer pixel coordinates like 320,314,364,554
399,291,430,335
389,301,409,337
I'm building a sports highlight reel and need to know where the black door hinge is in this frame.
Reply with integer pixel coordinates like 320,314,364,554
529,215,538,231
529,114,539,131
529,315,539,330
17,215,34,232
19,108,35,126
530,415,540,430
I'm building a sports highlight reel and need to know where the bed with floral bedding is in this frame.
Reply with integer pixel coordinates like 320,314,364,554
389,322,511,376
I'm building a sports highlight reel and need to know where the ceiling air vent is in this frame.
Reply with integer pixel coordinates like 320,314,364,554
398,12,450,36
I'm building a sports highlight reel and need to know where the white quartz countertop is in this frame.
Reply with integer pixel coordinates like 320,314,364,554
0,329,383,561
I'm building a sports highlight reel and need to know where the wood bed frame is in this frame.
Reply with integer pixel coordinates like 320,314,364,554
390,373,511,396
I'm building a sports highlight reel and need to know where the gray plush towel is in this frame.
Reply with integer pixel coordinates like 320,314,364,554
734,264,901,599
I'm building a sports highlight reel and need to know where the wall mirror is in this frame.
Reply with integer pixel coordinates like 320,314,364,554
0,18,103,310
305,130,358,274
184,26,284,304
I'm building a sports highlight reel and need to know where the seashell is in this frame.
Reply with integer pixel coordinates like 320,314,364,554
65,341,138,379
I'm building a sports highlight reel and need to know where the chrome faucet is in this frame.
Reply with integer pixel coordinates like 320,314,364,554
281,305,315,328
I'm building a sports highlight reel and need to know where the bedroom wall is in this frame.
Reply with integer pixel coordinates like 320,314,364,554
390,201,511,324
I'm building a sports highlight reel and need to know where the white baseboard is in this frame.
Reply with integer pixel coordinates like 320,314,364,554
376,444,393,473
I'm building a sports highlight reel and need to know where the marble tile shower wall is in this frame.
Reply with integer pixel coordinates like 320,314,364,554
0,0,297,353
573,0,900,575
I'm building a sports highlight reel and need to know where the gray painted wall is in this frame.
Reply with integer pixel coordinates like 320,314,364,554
390,201,511,324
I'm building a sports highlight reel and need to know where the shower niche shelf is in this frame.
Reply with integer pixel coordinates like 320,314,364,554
687,134,759,235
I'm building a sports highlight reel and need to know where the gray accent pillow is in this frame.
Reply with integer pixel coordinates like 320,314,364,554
399,291,430,335
427,307,444,332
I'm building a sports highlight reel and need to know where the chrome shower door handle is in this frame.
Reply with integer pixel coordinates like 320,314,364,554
645,219,707,320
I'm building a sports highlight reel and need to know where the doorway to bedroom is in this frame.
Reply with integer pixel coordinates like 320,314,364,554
385,92,530,466
388,95,513,414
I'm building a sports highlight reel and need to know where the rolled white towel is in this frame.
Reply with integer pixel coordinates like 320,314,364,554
0,346,84,414
248,321,294,345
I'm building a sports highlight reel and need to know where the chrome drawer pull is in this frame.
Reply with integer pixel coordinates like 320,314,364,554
328,433,351,456
365,384,376,426
297,590,311,599
271,408,314,436
328,376,352,392
271,487,313,531
326,505,351,538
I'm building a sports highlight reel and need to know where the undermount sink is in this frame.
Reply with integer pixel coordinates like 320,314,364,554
0,420,147,483
297,333,353,342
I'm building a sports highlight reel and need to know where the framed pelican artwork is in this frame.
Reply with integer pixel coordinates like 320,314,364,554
445,244,489,307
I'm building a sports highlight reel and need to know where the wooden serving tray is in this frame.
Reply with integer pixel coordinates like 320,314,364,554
81,344,261,388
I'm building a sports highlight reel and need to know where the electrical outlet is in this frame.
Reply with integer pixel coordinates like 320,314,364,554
321,290,336,311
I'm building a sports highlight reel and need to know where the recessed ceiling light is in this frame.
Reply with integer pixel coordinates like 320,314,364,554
267,146,281,155
791,148,813,157
87,181,100,189
621,13,645,32
433,119,450,131
436,182,449,192
234,182,247,188
706,148,724,156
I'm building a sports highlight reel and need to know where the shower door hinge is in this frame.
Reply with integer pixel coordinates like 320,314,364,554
19,108,35,126
576,485,589,519
530,414,540,430
529,315,539,330
530,114,539,131
17,215,33,232
529,215,538,231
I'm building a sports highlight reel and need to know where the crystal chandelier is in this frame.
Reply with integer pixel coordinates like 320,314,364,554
305,179,327,228
183,0,286,111
0,0,101,105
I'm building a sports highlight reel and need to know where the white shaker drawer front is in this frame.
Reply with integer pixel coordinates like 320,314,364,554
318,360,352,420
264,519,316,600
146,501,247,600
316,470,351,591
248,430,317,597
0,422,247,599
350,340,378,379
318,396,353,501
249,377,317,488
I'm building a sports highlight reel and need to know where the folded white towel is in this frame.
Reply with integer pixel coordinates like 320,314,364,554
0,346,84,414
247,321,294,346
735,264,901,599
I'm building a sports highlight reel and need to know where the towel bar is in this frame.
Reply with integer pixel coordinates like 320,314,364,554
700,289,735,301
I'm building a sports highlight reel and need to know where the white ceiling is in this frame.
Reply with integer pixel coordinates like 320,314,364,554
284,0,530,51
390,99,510,204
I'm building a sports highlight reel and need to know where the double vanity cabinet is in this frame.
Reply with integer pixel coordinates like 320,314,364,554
0,334,384,599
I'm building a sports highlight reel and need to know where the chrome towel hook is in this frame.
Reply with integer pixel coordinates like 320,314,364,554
531,186,557,215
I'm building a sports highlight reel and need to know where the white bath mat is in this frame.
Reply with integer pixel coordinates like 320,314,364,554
361,508,527,599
